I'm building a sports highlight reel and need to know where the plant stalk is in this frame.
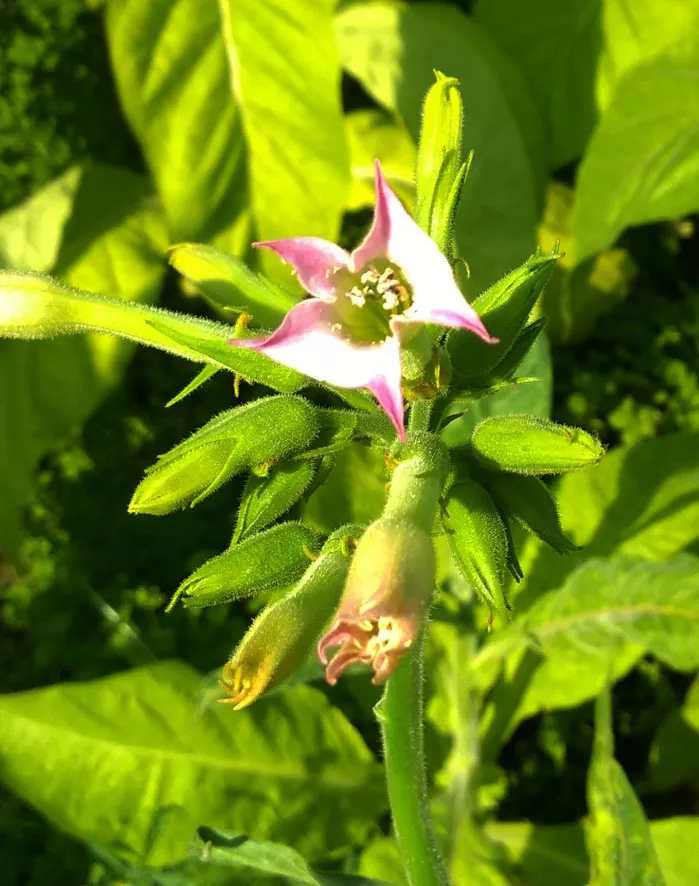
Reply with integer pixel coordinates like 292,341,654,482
376,629,450,886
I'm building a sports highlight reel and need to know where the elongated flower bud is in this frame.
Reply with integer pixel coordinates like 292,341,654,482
220,526,362,709
318,518,435,685
129,395,319,514
318,433,449,685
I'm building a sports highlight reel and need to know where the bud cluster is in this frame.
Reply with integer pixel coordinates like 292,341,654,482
120,72,604,709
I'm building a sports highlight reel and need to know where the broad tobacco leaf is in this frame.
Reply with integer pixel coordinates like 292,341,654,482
106,0,349,277
0,164,167,559
474,554,699,726
475,0,699,167
336,1,541,298
572,37,699,262
586,688,664,885
0,661,384,866
188,827,393,885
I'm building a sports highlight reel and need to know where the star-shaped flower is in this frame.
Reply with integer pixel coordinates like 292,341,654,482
230,161,495,439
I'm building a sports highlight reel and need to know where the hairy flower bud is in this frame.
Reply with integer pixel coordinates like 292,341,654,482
220,526,361,709
318,518,436,685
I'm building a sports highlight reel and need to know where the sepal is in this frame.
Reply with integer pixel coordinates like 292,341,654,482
233,459,318,542
448,252,558,380
484,472,579,554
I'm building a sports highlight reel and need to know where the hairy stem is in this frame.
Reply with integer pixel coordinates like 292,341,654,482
409,399,434,434
377,630,450,886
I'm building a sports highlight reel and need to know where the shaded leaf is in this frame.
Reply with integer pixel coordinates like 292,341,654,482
475,0,698,167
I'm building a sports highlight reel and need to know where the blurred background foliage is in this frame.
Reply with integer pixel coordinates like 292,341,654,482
1,0,699,884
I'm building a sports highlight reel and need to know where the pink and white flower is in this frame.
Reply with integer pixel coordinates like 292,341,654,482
230,161,495,440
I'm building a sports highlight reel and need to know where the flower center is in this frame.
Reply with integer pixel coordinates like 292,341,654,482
332,260,413,345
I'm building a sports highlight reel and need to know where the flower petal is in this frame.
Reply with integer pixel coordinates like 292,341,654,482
254,237,350,299
230,300,406,439
354,162,496,343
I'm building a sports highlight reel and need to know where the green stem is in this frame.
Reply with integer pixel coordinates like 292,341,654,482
377,630,450,886
409,399,434,434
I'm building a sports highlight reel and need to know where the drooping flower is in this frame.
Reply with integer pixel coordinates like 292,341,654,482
229,161,495,440
318,518,436,685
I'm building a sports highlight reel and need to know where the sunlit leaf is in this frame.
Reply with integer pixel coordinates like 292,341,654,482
106,0,349,272
0,661,384,866
572,39,699,262
473,555,699,724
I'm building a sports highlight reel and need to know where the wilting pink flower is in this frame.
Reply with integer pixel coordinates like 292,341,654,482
230,161,495,440
318,519,436,685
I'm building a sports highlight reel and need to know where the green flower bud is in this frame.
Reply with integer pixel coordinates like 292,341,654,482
233,459,317,542
129,395,319,514
171,522,320,610
415,71,466,255
471,415,604,476
220,525,362,709
168,242,298,329
443,478,509,617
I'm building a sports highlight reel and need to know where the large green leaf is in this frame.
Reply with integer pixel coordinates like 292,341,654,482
537,181,635,343
0,164,167,558
0,661,383,866
474,555,699,724
345,110,416,213
106,0,348,267
586,688,664,885
336,1,540,297
475,0,698,167
572,39,699,262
